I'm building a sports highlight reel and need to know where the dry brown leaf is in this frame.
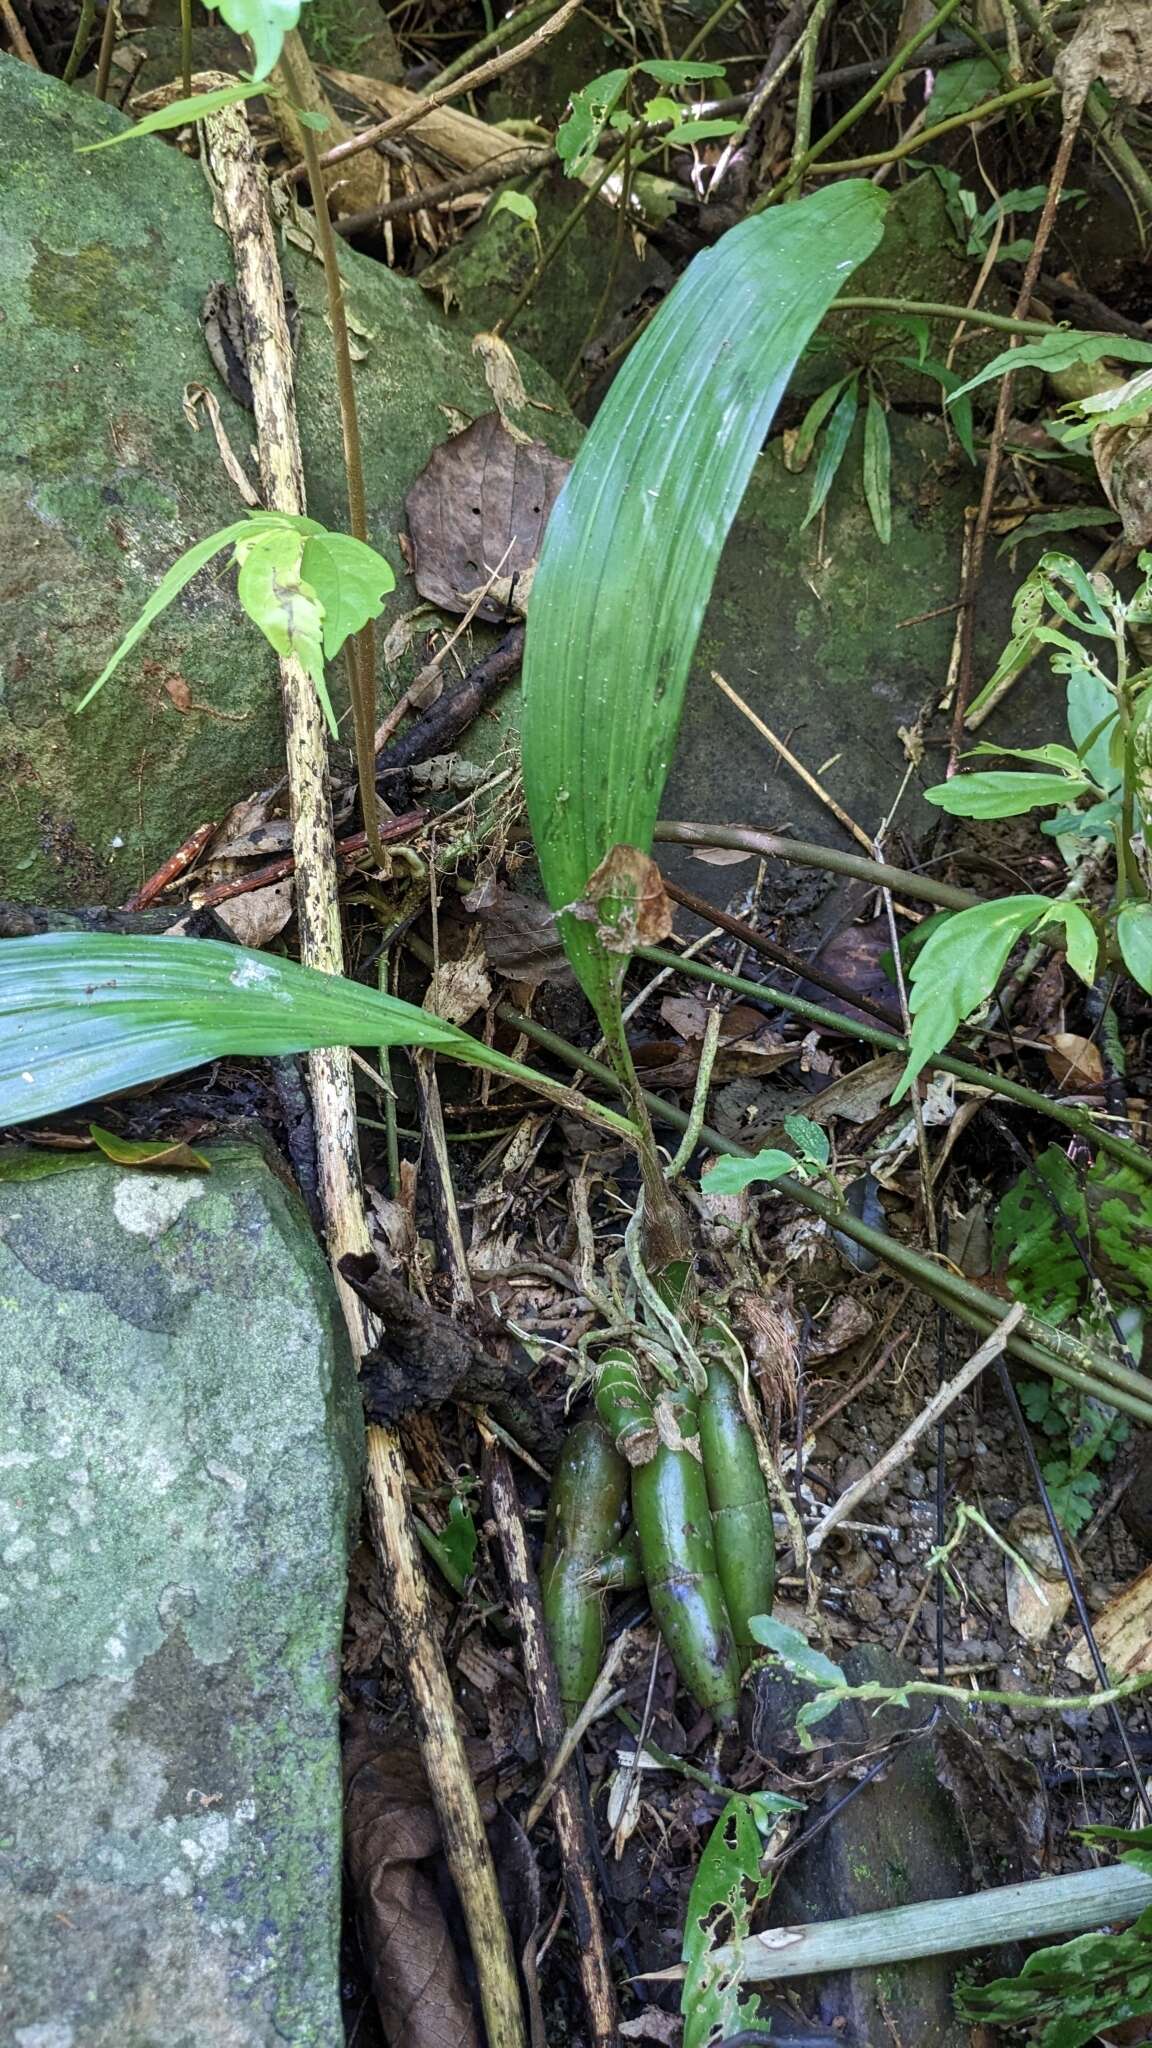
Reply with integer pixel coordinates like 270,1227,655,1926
689,845,753,867
1067,1562,1152,1679
472,330,532,441
1005,1508,1072,1644
463,878,574,988
163,675,193,712
424,931,492,1026
570,844,674,953
404,414,570,622
806,1294,873,1360
619,2013,682,2043
1054,0,1152,110
805,1054,906,1125
212,878,294,947
737,1286,800,1417
1044,1031,1105,1088
1094,415,1152,547
343,1719,488,2048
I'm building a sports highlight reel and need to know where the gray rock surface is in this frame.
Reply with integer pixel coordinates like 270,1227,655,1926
0,1141,363,2047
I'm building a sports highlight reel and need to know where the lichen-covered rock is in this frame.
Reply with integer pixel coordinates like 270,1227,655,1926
0,55,576,904
0,1142,363,2047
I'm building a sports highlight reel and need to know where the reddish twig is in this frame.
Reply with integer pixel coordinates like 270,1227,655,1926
191,810,425,910
122,821,218,912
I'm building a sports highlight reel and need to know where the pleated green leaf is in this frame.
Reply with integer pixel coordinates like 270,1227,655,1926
520,181,888,1018
0,934,635,1138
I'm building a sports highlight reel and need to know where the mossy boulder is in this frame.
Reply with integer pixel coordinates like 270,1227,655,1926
0,55,577,905
0,1140,362,2046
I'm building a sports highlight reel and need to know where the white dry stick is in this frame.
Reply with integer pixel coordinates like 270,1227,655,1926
807,1305,1025,1553
202,97,527,2048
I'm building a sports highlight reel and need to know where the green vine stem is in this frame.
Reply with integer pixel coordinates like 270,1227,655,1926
62,0,97,81
180,0,192,95
834,294,1054,337
654,819,982,910
636,942,1152,1183
277,40,384,866
495,139,631,341
808,77,1054,179
754,0,965,208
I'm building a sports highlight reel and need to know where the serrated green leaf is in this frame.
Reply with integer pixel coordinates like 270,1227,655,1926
948,332,1152,408
681,1795,769,2048
701,1150,797,1196
993,1146,1086,1323
801,375,859,530
75,522,253,712
896,896,1055,1098
0,936,637,1137
924,771,1093,818
556,68,630,175
300,530,395,661
77,80,267,149
205,0,302,79
1117,903,1152,995
863,388,891,544
748,1614,846,1687
520,181,887,1019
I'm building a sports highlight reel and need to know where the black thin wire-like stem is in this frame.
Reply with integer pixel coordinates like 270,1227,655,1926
995,1360,1152,1823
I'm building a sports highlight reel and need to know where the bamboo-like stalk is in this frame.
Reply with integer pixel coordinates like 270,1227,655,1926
718,1864,1152,1983
201,97,526,2048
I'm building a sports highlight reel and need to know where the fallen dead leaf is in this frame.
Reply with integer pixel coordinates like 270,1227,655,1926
463,878,574,987
1068,1561,1152,1680
569,844,674,953
1044,1031,1105,1088
424,931,492,1027
88,1124,212,1172
689,845,753,867
405,413,570,622
806,1294,873,1360
619,2012,682,2043
1055,0,1152,111
1005,1508,1073,1643
212,878,294,948
343,1718,489,2048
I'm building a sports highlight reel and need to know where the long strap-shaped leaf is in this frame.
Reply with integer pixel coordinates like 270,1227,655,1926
0,934,635,1138
521,181,888,1016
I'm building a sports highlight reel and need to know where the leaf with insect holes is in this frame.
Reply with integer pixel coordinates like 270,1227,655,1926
923,771,1096,818
947,331,1152,408
681,1795,770,2048
896,897,1098,1098
0,936,638,1138
75,522,254,712
300,531,395,662
863,388,892,544
205,0,303,79
801,375,859,530
783,1112,830,1170
557,68,630,174
521,182,888,1027
77,80,267,149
